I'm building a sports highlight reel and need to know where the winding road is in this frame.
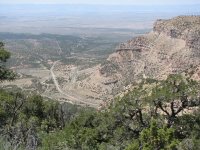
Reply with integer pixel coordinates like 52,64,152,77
50,60,100,108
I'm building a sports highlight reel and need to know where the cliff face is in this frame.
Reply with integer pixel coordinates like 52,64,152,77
106,16,200,79
153,16,200,49
75,16,200,103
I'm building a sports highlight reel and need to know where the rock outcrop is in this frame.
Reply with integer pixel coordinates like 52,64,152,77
75,16,200,104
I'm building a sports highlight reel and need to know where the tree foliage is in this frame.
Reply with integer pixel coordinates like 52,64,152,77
38,74,200,150
0,42,16,81
140,119,179,150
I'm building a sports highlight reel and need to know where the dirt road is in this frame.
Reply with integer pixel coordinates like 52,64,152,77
50,61,100,108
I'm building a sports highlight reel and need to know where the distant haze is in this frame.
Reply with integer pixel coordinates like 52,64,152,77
0,4,199,35
1,0,200,5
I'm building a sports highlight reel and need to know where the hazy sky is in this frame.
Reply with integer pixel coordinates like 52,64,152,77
1,0,200,5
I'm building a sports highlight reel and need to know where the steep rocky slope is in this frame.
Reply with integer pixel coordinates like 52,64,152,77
72,16,200,106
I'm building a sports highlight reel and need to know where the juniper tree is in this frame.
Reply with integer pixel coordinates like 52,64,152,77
0,42,16,81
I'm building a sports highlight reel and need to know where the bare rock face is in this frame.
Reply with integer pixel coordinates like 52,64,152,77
192,66,200,81
75,16,200,104
153,16,200,37
154,16,200,50
116,36,150,51
186,29,200,50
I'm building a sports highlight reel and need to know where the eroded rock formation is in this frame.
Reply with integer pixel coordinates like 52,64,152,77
74,16,200,104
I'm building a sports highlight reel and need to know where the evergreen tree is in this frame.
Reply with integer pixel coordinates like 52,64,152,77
0,42,16,81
